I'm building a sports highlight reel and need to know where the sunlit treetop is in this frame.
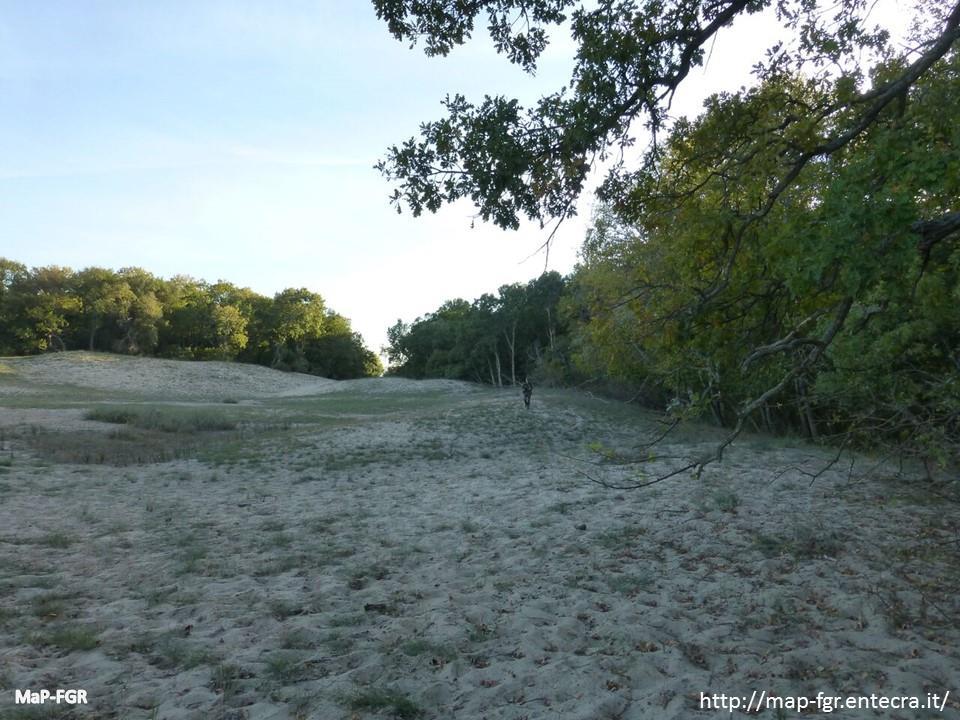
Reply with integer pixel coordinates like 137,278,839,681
374,0,959,233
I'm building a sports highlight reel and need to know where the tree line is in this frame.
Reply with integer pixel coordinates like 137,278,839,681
0,260,382,379
376,0,959,476
385,48,960,474
385,271,568,386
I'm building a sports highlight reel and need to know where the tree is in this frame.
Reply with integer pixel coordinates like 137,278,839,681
384,273,569,384
567,49,960,478
267,288,328,369
74,267,135,351
376,0,959,236
0,259,29,354
116,267,164,354
157,277,249,359
0,259,381,379
7,266,80,353
376,0,960,477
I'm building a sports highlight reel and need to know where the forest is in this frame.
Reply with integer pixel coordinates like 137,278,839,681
0,261,382,379
384,38,960,475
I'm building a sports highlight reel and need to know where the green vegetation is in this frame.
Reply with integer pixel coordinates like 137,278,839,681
209,663,244,701
753,525,846,560
85,405,239,432
38,532,74,549
375,7,960,478
712,490,741,514
147,636,217,670
386,271,568,385
399,639,457,662
33,624,99,652
346,688,423,719
0,262,381,379
264,651,309,685
606,573,652,596
376,1,959,474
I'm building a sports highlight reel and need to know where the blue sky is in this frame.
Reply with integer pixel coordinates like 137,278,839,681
0,1,910,352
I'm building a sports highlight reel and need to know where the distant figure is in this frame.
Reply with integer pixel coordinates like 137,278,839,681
521,378,533,409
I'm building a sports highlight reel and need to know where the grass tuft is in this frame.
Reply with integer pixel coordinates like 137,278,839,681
85,406,238,432
347,688,423,719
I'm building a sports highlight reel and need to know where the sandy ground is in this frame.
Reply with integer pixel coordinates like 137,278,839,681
0,352,957,719
0,354,481,403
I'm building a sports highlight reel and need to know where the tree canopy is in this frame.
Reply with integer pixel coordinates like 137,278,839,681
376,0,960,477
0,261,383,380
386,271,568,385
376,0,959,236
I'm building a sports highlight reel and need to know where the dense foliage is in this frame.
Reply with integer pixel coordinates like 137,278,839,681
376,0,957,232
0,261,382,379
377,0,960,475
572,49,960,467
387,48,959,471
386,272,569,385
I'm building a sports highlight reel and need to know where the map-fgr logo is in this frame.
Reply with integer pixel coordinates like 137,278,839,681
15,689,88,705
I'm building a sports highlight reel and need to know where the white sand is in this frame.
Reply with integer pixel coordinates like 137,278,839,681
0,353,956,719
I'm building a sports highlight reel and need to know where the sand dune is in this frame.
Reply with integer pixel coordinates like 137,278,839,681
0,353,956,719
0,352,482,402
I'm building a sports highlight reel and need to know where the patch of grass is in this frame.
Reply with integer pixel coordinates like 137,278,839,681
254,553,308,576
176,543,209,575
753,525,845,560
210,663,245,700
34,624,99,652
150,636,217,670
327,613,365,628
265,651,308,685
304,514,337,534
280,628,315,650
31,592,74,621
85,405,239,433
23,427,194,466
606,572,651,596
269,532,293,549
595,524,648,550
712,489,740,513
467,621,494,643
141,585,178,607
400,639,457,662
347,688,423,719
269,599,305,620
38,532,74,549
323,632,354,655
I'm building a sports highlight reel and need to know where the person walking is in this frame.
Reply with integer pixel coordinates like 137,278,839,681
521,378,533,410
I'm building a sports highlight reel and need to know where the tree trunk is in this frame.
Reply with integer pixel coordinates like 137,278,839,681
546,307,556,351
494,352,503,387
796,377,819,441
503,321,517,385
710,400,724,427
88,315,98,351
761,402,773,433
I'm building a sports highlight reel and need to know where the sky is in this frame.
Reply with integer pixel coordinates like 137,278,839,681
0,1,915,354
